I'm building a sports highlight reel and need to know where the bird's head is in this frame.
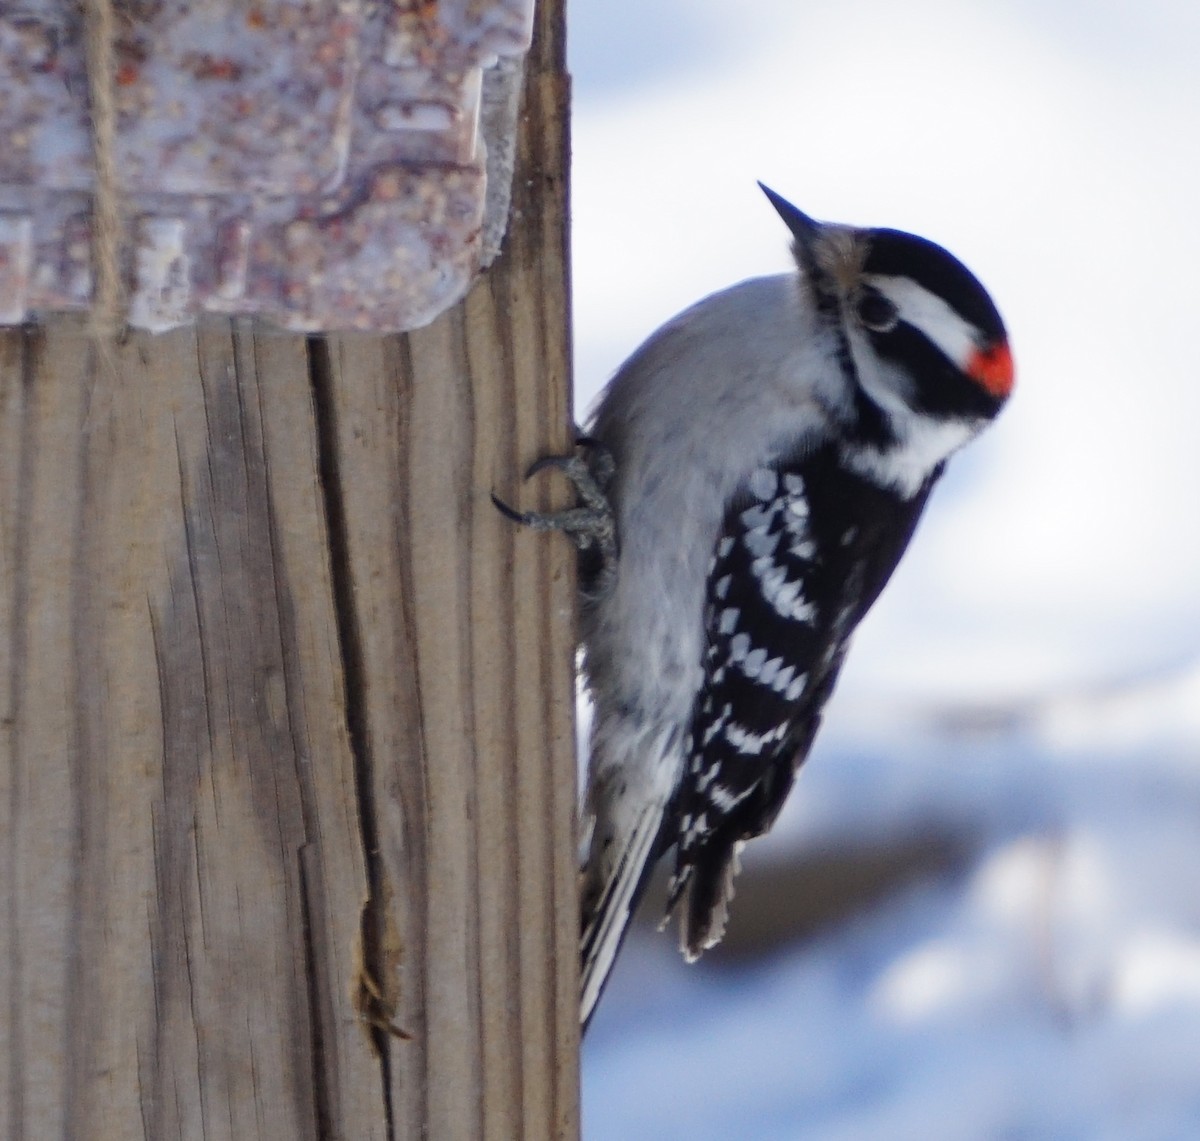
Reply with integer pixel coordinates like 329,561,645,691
760,183,1013,491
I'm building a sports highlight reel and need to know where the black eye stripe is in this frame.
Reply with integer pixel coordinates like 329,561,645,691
863,228,1006,345
885,325,1004,420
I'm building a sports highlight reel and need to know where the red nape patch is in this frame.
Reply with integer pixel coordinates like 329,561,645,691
966,340,1014,398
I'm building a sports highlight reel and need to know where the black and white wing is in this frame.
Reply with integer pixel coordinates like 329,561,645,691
666,449,936,956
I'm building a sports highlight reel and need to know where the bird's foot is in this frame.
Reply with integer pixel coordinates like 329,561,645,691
492,439,617,568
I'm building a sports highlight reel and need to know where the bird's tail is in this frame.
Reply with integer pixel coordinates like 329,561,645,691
664,839,746,962
578,721,679,1028
579,798,665,1027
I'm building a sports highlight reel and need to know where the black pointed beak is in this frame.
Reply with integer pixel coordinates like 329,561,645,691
758,182,822,250
758,183,830,295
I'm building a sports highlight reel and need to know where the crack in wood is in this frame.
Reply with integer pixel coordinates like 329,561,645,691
307,335,396,1140
4,326,35,1141
297,843,333,1139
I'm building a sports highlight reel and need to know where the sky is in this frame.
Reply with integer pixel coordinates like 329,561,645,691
566,2,1200,1136
568,0,1200,707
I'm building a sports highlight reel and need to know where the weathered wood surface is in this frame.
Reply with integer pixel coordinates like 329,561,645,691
0,1,577,1137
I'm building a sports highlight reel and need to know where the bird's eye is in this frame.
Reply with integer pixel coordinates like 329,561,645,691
855,289,899,333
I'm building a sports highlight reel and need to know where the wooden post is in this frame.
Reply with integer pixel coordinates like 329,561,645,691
0,2,578,1138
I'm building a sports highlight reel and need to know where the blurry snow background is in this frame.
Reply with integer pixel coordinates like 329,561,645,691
569,1,1200,1137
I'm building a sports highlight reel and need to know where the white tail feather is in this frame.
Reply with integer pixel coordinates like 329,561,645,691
579,716,685,1025
580,799,665,1026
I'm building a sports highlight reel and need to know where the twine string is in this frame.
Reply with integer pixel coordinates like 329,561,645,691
81,0,125,342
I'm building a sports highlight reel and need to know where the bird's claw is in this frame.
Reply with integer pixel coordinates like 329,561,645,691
492,440,617,565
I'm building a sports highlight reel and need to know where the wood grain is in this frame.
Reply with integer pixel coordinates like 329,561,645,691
0,0,577,1136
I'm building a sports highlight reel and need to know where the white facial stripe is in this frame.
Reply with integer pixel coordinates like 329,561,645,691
843,415,977,497
864,273,980,368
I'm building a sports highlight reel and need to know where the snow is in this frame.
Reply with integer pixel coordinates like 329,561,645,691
568,0,1200,1134
583,691,1200,1138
